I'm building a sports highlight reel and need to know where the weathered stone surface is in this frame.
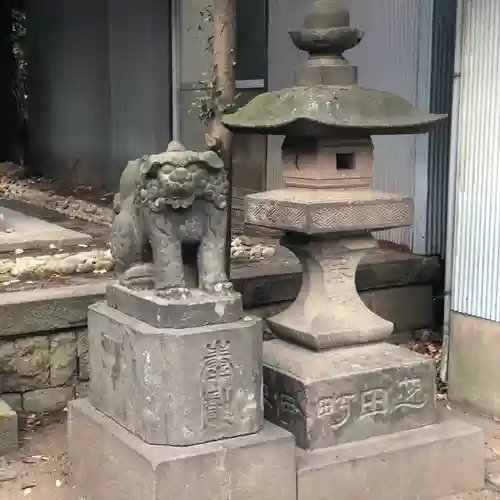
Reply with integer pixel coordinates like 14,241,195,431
75,382,90,399
50,332,77,386
230,246,442,309
357,250,442,291
245,188,413,233
231,247,301,308
89,302,263,446
297,420,484,500
0,336,50,392
0,399,18,455
0,206,91,252
69,399,296,500
0,282,107,337
267,234,393,350
23,386,74,413
263,340,436,450
76,329,90,381
111,142,230,297
372,285,434,332
0,393,22,413
107,284,243,329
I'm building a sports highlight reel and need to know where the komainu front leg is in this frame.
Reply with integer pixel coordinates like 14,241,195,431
198,204,233,296
110,207,154,290
148,212,190,299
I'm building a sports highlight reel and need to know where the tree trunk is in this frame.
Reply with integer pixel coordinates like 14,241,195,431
207,0,236,276
206,0,236,162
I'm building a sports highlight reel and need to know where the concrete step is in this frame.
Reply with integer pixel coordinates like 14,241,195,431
297,419,484,500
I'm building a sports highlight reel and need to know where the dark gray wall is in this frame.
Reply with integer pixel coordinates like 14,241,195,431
27,0,111,186
0,0,22,164
108,0,171,184
27,0,172,191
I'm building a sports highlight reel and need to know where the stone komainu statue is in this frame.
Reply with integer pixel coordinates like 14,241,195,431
110,141,232,299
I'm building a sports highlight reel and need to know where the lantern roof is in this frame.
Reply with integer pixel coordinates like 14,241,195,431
222,0,446,136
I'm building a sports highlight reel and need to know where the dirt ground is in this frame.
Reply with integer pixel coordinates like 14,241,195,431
1,403,500,500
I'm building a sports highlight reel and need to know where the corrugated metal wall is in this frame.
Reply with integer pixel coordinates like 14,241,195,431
267,0,454,254
451,0,500,322
347,0,425,248
426,0,457,256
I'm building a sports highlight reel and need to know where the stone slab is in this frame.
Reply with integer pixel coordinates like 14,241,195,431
0,393,22,413
263,340,436,450
0,399,18,455
0,206,91,251
23,386,74,413
89,302,263,446
245,188,413,233
68,399,296,500
106,283,243,328
297,419,484,500
0,281,108,337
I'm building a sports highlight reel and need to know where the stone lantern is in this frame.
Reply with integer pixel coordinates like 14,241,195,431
222,2,484,499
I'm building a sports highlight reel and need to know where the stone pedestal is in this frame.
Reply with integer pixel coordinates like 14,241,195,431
263,339,485,500
296,419,484,500
68,286,297,500
69,399,296,500
88,296,263,446
266,233,393,349
264,341,437,450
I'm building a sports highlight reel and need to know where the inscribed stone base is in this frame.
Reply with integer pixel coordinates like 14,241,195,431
263,340,436,450
107,283,243,328
88,302,263,446
68,399,297,500
297,420,484,500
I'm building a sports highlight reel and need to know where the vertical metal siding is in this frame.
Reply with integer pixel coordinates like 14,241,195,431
452,0,500,321
347,0,421,248
426,0,457,256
